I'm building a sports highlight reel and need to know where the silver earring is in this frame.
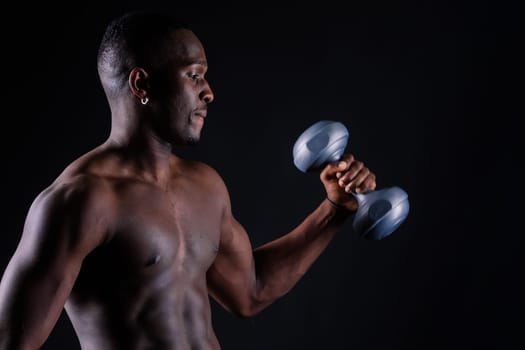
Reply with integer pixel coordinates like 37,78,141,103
141,97,149,105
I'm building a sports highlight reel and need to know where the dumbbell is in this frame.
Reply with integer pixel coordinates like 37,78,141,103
292,120,409,240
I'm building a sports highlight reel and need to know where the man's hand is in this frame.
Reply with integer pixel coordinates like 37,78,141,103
320,154,376,212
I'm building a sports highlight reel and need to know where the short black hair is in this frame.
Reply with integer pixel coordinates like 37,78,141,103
97,10,188,89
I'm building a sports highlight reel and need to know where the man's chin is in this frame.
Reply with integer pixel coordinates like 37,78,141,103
185,137,200,146
179,132,200,147
171,127,201,147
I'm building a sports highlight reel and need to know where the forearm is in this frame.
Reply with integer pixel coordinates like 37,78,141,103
252,198,351,308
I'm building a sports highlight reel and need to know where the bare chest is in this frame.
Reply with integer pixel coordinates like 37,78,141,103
90,182,223,282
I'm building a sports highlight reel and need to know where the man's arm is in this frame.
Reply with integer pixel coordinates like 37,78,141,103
206,154,375,317
0,178,106,350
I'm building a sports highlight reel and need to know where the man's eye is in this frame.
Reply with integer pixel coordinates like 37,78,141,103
190,73,199,80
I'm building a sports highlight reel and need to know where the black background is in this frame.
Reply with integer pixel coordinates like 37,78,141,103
0,1,521,349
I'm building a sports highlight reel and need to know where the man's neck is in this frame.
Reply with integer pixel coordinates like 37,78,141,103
106,127,174,186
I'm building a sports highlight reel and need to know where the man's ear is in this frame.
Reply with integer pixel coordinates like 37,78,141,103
128,67,150,101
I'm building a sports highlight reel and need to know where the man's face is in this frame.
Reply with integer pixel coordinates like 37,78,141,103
152,29,214,146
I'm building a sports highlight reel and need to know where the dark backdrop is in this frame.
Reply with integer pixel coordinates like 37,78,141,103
1,1,521,349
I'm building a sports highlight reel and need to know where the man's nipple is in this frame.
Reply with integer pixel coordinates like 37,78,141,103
145,254,161,267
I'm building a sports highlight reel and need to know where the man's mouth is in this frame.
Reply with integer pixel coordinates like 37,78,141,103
193,108,207,119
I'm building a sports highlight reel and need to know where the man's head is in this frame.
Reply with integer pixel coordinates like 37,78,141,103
98,11,214,146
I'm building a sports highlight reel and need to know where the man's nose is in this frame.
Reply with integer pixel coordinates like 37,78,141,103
200,83,214,104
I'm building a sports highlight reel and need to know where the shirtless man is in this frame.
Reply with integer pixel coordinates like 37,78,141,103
0,11,376,350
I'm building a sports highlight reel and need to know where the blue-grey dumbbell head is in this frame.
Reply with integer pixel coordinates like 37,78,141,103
293,120,349,172
352,186,410,240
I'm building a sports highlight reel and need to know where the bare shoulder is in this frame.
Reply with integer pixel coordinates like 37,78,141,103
176,158,229,192
38,145,118,211
35,173,113,213
25,171,115,252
